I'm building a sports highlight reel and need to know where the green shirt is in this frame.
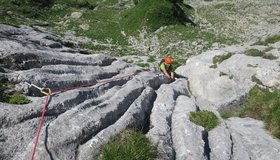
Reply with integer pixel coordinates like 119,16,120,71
160,63,175,72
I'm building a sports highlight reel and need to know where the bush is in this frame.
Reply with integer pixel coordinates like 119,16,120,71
212,53,232,65
147,56,156,63
8,92,31,104
244,49,265,57
97,130,157,160
189,110,219,132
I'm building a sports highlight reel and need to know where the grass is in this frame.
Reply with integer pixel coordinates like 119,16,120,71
189,110,219,132
245,49,265,57
97,130,157,160
0,77,31,104
147,56,156,63
220,86,280,139
171,57,186,70
239,86,280,138
8,92,31,104
245,49,278,60
136,63,149,68
120,0,188,35
254,34,280,46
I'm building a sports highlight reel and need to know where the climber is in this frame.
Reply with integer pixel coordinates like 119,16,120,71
159,57,188,81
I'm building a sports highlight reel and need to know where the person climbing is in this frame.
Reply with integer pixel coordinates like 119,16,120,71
159,57,188,81
160,57,175,80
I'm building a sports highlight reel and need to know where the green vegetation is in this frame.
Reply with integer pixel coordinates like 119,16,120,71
97,130,157,160
121,0,188,35
156,25,237,53
189,110,219,132
136,62,149,68
147,56,156,63
220,112,231,119
251,75,263,85
263,46,274,52
81,43,110,52
220,86,280,138
8,92,31,104
0,77,31,104
254,34,280,46
171,58,186,70
212,53,232,66
245,49,265,57
240,87,280,138
245,49,278,60
213,3,235,11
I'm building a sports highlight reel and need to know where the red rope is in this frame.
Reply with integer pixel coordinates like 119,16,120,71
31,95,49,160
51,73,136,94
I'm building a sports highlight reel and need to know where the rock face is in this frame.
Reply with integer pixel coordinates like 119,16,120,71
1,24,280,160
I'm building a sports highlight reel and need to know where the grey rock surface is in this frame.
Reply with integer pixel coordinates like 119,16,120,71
176,45,280,110
172,95,206,160
0,24,169,160
77,87,156,160
208,122,232,160
146,79,189,160
227,117,280,160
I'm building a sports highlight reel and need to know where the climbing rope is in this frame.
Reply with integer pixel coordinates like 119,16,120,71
27,71,147,160
28,84,51,160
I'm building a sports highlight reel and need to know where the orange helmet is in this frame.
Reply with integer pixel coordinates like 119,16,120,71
165,57,172,64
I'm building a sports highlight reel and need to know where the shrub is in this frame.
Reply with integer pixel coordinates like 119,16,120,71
147,56,156,63
244,49,265,57
212,53,232,65
189,110,219,132
245,49,278,60
8,92,31,104
97,130,157,160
